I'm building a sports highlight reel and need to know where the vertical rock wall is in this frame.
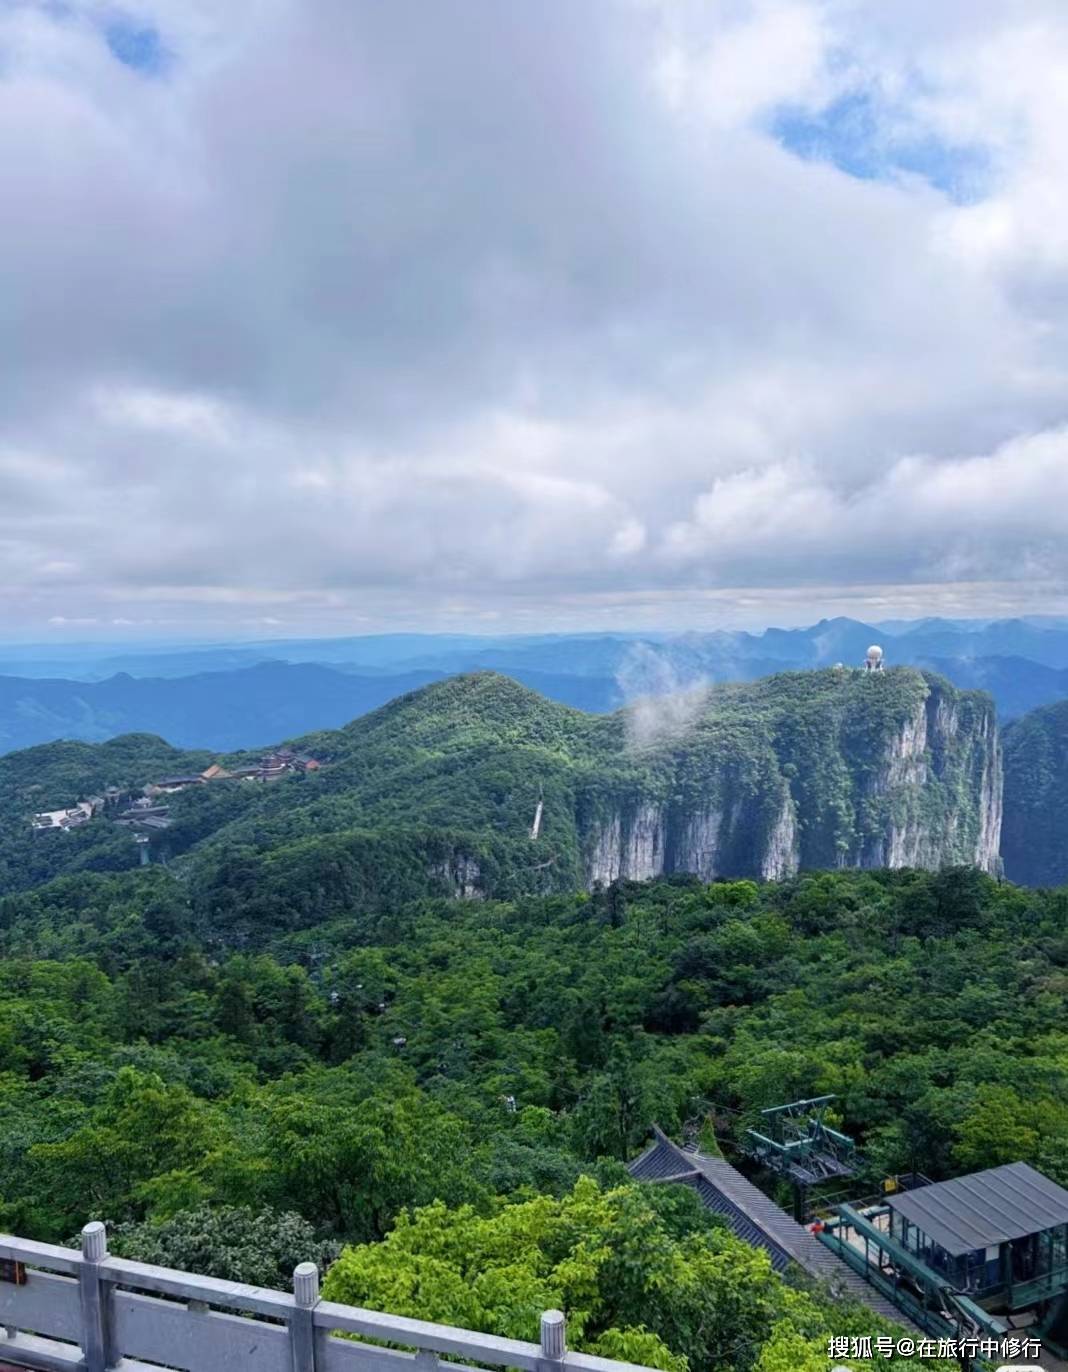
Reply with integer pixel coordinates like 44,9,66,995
581,671,1001,886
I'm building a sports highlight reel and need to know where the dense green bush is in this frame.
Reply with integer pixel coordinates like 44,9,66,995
105,1205,340,1289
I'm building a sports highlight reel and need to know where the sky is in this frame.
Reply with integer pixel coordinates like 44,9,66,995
4,0,1068,640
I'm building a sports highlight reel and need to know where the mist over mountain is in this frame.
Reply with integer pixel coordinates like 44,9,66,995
15,638,1068,911
2,616,1067,758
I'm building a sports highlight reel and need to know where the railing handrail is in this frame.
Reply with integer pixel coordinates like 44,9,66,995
0,1234,81,1276
0,1224,659,1372
98,1251,296,1317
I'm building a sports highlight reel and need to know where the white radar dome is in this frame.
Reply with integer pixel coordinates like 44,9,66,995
866,645,884,661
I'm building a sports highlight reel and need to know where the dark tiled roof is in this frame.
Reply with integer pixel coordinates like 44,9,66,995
629,1129,916,1329
888,1162,1068,1256
629,1135,700,1183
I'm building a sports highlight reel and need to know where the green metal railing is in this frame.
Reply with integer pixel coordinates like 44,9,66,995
818,1205,1008,1345
1010,1263,1068,1310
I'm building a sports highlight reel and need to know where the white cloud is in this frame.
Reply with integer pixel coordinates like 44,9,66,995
653,0,832,126
610,519,648,557
92,385,236,443
1,0,1068,634
664,426,1068,586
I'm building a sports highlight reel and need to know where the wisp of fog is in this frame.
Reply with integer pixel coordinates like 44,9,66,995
615,643,711,751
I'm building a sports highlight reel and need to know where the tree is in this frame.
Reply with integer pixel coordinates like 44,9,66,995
108,1204,338,1289
27,1068,223,1234
258,1092,481,1240
953,1086,1041,1172
324,1177,797,1372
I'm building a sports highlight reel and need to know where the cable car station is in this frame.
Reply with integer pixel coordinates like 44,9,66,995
818,1161,1068,1354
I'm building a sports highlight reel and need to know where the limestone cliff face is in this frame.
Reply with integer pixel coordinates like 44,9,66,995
674,806,727,882
975,707,1004,875
761,792,799,880
583,789,801,887
580,669,1001,886
428,852,484,899
582,784,801,889
851,691,1000,873
586,804,668,885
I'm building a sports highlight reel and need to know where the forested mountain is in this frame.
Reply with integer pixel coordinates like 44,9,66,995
0,734,212,894
0,668,1001,913
1002,698,1068,886
1,666,1063,1370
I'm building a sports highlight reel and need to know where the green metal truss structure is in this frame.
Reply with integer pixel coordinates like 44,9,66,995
743,1096,859,1220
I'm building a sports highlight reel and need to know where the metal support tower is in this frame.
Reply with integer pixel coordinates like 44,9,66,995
744,1096,859,1221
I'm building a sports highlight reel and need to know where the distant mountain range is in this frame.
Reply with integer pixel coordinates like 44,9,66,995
0,662,625,754
2,615,1068,754
12,615,1068,678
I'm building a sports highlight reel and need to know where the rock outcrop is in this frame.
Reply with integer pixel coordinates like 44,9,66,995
580,669,1001,886
429,852,484,899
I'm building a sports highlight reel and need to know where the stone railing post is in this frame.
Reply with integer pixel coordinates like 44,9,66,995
540,1309,566,1370
79,1221,111,1372
291,1261,320,1372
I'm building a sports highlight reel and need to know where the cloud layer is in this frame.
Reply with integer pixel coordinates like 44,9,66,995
4,0,1068,635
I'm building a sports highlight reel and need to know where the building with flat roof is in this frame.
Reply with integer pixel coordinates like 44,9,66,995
818,1162,1068,1353
886,1162,1068,1310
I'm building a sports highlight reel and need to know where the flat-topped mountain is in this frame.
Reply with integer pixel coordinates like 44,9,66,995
196,666,1002,886
0,666,1002,924
574,666,1001,883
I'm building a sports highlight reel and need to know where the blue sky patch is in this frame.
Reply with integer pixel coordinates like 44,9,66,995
105,17,169,75
771,91,990,204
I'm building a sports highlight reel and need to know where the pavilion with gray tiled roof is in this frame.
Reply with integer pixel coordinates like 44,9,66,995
629,1126,920,1331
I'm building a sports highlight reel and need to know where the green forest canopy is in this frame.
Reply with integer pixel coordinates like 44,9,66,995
0,863,1064,1370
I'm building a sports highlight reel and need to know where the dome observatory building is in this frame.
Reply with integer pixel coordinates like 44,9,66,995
863,644,885,673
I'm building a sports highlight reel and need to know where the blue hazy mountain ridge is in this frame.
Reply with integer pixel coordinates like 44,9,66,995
0,633,649,682
911,655,1068,723
2,616,1068,756
0,664,441,753
10,615,1068,679
0,661,626,755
